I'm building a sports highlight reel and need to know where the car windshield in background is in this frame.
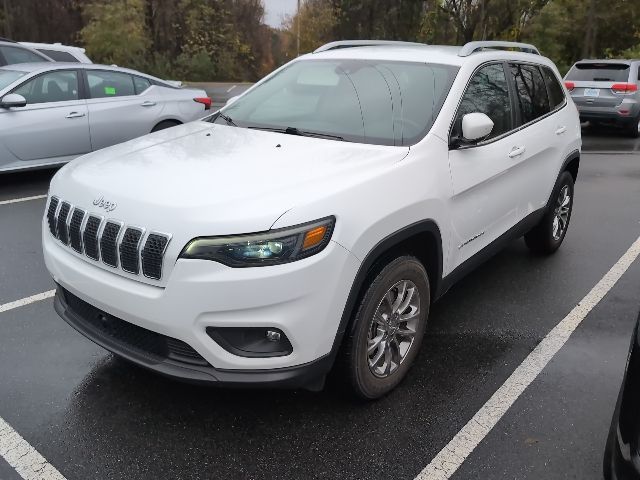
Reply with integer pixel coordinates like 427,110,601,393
565,63,630,82
212,59,459,146
0,70,26,91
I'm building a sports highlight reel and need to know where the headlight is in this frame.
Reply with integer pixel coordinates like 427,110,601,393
179,217,335,267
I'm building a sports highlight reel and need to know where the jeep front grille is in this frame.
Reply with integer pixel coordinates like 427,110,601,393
47,196,171,280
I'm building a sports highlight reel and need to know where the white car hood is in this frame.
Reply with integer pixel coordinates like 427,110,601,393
50,121,409,236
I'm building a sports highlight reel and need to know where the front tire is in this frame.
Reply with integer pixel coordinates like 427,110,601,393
339,256,430,399
525,171,574,254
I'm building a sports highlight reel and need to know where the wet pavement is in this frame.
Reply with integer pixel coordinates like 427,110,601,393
0,127,639,479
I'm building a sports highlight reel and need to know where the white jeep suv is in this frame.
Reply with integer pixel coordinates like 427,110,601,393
43,40,581,399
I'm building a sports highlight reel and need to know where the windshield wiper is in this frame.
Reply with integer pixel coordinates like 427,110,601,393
249,126,344,141
217,113,237,127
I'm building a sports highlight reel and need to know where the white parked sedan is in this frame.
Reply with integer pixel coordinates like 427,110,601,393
0,62,211,173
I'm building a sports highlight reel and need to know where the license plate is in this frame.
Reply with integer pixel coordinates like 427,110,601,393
584,88,600,97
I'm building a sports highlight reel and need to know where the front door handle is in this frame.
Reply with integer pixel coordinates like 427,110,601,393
555,126,567,135
508,146,526,158
141,101,156,107
66,112,86,119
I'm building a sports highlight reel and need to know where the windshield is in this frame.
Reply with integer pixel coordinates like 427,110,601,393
566,63,630,82
0,70,26,91
211,59,458,146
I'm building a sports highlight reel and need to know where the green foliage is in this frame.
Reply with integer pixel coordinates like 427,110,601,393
3,0,640,81
80,0,150,69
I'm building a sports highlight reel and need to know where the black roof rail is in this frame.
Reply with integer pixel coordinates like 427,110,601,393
314,40,427,53
0,37,18,43
459,41,540,57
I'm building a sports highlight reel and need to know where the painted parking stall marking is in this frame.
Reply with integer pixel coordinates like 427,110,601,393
0,291,55,314
416,235,640,480
0,195,47,207
0,417,66,480
0,290,62,479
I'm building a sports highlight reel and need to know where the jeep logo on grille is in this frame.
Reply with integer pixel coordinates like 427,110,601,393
93,196,117,212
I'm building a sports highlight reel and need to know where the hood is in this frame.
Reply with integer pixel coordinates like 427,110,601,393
50,121,409,237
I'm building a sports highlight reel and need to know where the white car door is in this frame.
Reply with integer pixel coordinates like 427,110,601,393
507,63,572,216
448,62,523,268
0,69,90,163
84,70,164,151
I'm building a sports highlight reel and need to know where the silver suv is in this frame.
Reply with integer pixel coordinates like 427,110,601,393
0,38,52,66
564,59,640,137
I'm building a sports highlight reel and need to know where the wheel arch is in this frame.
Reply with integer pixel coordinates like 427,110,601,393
562,150,580,183
151,119,182,132
330,220,443,359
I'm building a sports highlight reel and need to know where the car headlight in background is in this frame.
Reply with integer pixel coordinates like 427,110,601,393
179,216,335,267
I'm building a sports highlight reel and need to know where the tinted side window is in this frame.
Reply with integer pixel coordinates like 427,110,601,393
37,49,79,62
540,66,565,110
0,46,46,65
510,64,550,124
133,76,152,94
456,63,512,140
87,70,135,98
13,71,79,104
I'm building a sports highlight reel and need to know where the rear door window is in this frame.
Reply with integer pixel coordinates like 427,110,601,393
540,66,565,110
133,76,152,94
86,70,135,98
0,45,47,65
509,63,550,125
565,63,630,82
37,49,79,63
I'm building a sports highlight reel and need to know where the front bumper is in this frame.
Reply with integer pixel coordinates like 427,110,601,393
54,285,333,388
44,224,360,384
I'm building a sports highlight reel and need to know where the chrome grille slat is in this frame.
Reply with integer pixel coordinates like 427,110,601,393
48,197,170,282
119,227,144,274
100,221,122,268
69,208,86,253
142,233,170,280
83,215,102,261
56,202,71,245
46,196,60,237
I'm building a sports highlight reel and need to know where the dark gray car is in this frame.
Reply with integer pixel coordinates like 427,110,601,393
564,59,640,137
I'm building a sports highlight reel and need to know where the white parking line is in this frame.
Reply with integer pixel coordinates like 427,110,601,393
0,417,66,480
0,195,47,206
0,290,55,314
0,291,63,479
226,84,237,93
416,235,640,480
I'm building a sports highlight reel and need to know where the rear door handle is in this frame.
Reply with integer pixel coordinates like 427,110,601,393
555,126,567,135
508,146,526,158
66,112,85,119
141,101,156,107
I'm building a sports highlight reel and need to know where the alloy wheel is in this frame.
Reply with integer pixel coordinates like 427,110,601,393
367,280,421,378
552,185,571,240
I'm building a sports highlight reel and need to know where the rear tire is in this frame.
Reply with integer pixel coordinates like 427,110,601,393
625,116,640,138
338,256,430,400
525,171,574,254
151,120,181,133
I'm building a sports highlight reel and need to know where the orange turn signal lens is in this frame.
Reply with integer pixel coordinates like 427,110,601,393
302,226,327,250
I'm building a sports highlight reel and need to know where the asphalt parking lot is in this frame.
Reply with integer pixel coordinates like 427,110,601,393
1,126,639,480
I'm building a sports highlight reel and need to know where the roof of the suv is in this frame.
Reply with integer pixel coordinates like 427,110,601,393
305,40,549,67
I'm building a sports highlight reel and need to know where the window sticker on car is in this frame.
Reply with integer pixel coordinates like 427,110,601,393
104,86,116,95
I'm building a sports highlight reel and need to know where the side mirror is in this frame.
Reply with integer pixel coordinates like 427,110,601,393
461,112,494,142
226,95,240,106
0,93,27,109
